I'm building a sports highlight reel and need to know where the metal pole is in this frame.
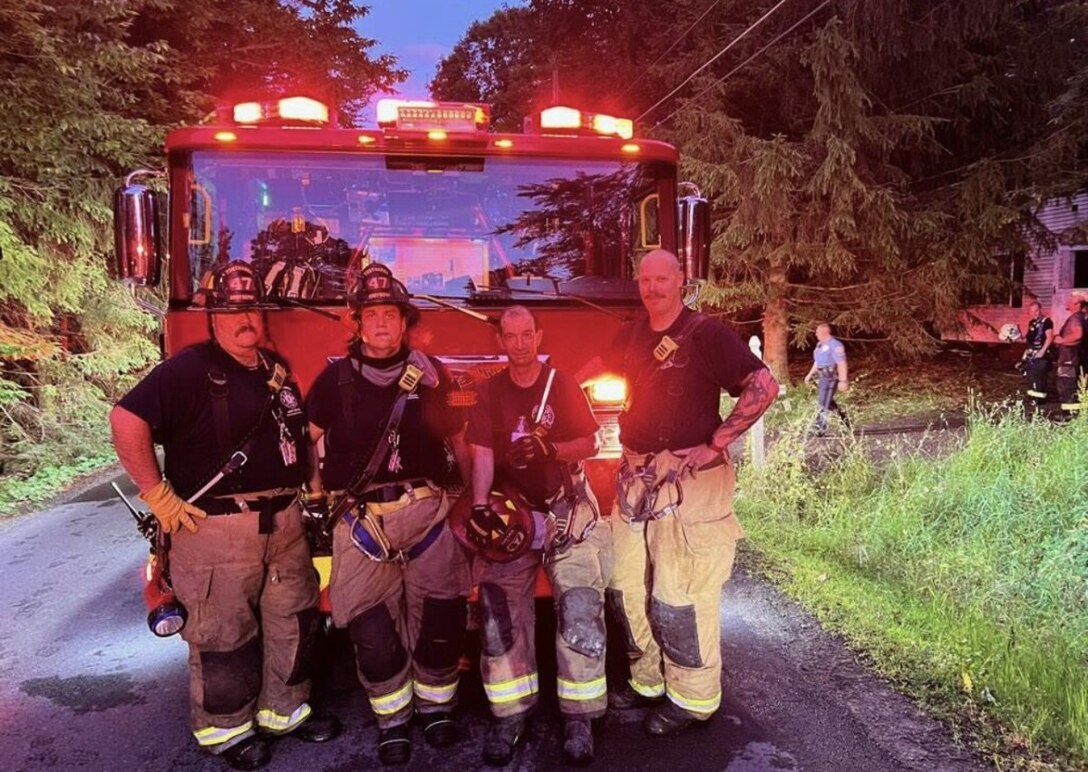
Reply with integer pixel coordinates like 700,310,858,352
748,335,765,468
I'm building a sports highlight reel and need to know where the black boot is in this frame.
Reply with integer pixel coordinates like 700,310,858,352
378,724,411,766
420,711,459,747
608,681,665,710
290,711,341,743
562,718,594,766
219,735,271,771
643,701,709,737
482,714,527,766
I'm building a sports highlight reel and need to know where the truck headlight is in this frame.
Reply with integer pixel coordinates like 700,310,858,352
587,377,626,405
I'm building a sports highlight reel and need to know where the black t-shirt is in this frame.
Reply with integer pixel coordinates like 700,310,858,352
307,346,464,490
117,342,308,497
1026,316,1053,350
466,366,599,510
603,308,765,453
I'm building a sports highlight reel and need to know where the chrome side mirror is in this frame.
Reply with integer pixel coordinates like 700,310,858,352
677,194,711,282
112,172,163,286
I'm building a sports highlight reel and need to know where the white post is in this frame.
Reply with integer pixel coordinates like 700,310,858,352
748,335,765,469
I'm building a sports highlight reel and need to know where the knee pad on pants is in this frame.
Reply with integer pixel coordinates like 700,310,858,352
478,582,515,657
349,604,407,683
200,636,261,715
605,588,641,656
649,596,703,668
285,608,321,687
415,596,467,670
558,587,605,659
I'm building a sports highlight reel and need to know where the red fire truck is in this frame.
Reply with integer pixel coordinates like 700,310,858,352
112,95,710,621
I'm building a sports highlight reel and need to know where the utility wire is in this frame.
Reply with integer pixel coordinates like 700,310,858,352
651,0,833,131
636,0,792,122
618,0,723,99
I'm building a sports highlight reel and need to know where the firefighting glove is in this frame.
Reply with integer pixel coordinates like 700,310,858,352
506,427,556,468
139,480,207,535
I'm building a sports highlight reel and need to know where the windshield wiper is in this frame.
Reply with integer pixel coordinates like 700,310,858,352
412,293,498,327
471,278,632,322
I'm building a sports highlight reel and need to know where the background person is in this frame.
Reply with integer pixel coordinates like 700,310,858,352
1052,292,1087,412
803,322,850,434
1020,300,1054,401
110,261,339,771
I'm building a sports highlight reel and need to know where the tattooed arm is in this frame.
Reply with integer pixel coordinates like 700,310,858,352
681,367,779,476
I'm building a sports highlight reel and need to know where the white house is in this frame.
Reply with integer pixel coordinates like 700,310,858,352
948,191,1088,342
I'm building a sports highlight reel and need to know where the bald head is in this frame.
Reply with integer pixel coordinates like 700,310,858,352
639,249,683,276
638,249,685,326
499,305,538,333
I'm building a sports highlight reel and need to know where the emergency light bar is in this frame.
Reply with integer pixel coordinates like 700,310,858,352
376,99,490,132
536,106,634,140
232,96,330,126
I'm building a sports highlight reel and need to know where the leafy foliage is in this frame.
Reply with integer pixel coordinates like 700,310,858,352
0,0,402,504
741,407,1088,768
433,0,1088,381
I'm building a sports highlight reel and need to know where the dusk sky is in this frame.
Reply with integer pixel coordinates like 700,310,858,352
361,1,522,99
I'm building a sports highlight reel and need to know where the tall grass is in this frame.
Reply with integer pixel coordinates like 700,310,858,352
739,408,1088,769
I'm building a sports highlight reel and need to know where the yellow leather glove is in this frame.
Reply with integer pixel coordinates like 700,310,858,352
139,480,207,534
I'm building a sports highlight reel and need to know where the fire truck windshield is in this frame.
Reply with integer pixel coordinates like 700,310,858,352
179,151,672,305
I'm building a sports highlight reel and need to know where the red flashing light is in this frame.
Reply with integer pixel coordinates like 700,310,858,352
230,96,330,126
540,106,582,130
536,106,635,139
278,97,329,124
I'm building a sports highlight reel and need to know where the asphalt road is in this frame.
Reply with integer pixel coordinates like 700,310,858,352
0,475,991,772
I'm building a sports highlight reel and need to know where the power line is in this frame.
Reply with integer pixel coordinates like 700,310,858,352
619,0,724,99
650,0,833,131
635,0,792,122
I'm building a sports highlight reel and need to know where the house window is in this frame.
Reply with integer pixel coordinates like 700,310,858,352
1073,248,1088,288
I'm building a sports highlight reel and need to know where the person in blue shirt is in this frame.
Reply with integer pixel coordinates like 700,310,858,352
804,323,850,435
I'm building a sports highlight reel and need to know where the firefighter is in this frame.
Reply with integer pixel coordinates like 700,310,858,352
581,249,777,736
1053,292,1087,412
1020,300,1054,402
452,306,610,766
109,261,340,771
803,322,850,435
305,263,471,766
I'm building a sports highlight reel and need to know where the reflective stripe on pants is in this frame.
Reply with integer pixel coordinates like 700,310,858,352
609,450,741,718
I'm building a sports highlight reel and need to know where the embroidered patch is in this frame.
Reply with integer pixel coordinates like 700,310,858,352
533,403,556,429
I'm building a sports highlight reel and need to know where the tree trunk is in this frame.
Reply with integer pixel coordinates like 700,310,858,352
762,259,790,384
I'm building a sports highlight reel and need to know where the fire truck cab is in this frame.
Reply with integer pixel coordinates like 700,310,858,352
112,95,710,609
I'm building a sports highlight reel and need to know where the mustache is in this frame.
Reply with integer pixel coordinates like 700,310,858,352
235,324,257,335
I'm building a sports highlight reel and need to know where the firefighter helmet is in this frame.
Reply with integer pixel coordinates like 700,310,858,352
998,323,1022,343
200,261,272,312
448,485,535,563
349,262,414,312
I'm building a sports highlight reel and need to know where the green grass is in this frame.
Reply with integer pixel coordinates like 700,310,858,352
738,408,1088,770
0,452,116,515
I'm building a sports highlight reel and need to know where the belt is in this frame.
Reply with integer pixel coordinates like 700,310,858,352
349,519,445,563
196,493,297,534
816,366,837,375
362,479,433,504
197,493,297,516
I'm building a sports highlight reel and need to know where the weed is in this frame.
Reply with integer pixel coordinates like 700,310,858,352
740,406,1088,769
